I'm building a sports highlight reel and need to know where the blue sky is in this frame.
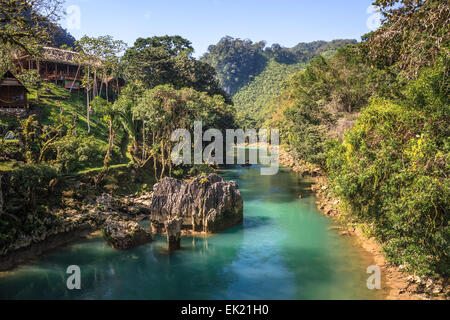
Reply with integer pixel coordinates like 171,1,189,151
64,0,378,57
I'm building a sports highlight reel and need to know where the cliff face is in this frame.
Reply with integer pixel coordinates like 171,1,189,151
150,174,243,233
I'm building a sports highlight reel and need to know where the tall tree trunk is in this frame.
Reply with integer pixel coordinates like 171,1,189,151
87,66,91,133
0,175,3,217
104,116,114,169
99,78,104,99
86,88,91,133
94,69,98,97
160,140,165,181
142,121,146,163
168,145,172,177
106,80,109,102
69,64,81,94
153,131,157,179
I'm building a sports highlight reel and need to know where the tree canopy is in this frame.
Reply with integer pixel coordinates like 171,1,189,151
202,37,357,95
121,35,229,102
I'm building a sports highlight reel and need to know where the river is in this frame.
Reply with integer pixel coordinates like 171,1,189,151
0,159,386,299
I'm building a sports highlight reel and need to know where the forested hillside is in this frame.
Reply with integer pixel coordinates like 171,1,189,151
233,59,305,128
268,0,449,278
202,38,356,127
202,37,356,96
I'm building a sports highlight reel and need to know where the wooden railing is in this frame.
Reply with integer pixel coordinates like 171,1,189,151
42,71,81,81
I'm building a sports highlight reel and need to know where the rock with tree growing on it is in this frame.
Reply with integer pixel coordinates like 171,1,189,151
150,173,243,234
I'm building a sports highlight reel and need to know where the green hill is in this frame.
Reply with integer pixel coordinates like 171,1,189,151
1,82,128,174
233,59,305,128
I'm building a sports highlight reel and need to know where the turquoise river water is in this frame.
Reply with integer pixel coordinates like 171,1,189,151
0,161,386,299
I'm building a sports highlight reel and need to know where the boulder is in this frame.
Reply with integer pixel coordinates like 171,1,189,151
96,193,118,210
150,173,243,233
102,217,152,250
164,217,182,250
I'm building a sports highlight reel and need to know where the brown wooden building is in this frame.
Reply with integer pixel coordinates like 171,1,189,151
16,47,124,92
0,71,29,115
17,47,84,89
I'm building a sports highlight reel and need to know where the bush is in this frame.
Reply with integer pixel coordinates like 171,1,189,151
0,164,61,250
53,135,107,173
327,62,449,277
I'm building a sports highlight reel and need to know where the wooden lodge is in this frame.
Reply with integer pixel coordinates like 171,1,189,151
0,71,29,116
17,47,84,89
16,47,124,92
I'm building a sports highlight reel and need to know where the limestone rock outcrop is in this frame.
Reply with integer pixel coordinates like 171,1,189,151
164,217,182,250
102,217,152,250
150,174,243,233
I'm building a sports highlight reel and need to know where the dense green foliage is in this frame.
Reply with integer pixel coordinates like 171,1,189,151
201,37,267,95
115,83,234,178
364,0,449,77
269,0,449,277
0,0,65,52
121,36,229,102
233,59,305,128
0,164,61,248
202,37,356,95
269,45,377,166
328,60,449,277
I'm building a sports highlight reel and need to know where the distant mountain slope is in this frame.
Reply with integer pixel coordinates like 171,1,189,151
202,38,357,128
233,59,305,128
202,37,357,97
232,45,355,128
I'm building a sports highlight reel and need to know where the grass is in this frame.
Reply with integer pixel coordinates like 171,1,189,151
1,81,129,173
76,162,130,175
29,82,112,144
0,160,18,172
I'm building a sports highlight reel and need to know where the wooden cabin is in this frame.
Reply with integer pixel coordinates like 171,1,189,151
0,71,29,115
16,47,124,94
17,47,84,88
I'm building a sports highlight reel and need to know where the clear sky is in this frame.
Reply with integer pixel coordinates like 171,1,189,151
64,0,378,57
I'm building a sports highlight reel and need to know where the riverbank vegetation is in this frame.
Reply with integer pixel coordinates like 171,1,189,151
0,1,233,253
0,0,448,286
266,0,449,278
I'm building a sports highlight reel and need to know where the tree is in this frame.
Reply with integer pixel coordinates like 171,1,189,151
121,35,228,101
115,83,233,178
0,0,64,52
18,113,70,164
91,97,120,169
75,36,102,133
364,0,450,78
96,36,127,102
112,80,145,163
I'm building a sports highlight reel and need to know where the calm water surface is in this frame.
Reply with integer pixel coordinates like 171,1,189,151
0,162,386,299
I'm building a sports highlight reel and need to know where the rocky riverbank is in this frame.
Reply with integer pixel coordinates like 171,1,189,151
0,192,154,271
279,146,449,300
0,173,245,270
